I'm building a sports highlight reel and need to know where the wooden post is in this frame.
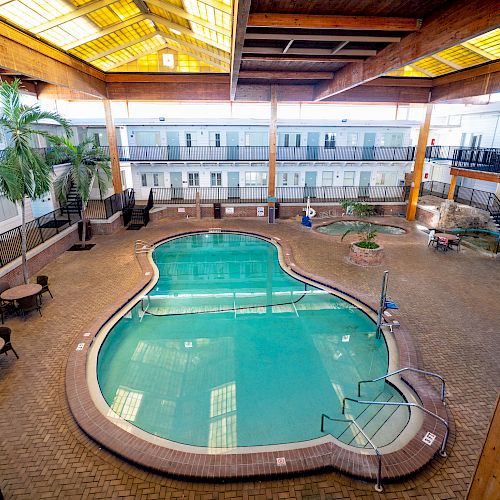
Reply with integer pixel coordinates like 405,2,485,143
447,175,457,200
268,85,277,222
467,397,500,499
406,103,433,221
103,99,122,194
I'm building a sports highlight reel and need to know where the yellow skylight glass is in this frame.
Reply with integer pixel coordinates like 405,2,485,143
468,28,500,58
0,0,233,73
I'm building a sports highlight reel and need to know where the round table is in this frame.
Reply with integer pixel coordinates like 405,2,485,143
0,337,4,351
437,233,460,241
1,284,42,302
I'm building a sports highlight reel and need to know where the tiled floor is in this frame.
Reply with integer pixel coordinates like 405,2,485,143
0,216,499,499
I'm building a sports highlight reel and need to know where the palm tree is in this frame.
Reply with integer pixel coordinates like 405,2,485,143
52,137,111,248
0,79,72,284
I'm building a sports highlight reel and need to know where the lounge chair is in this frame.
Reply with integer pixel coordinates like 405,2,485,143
0,326,19,359
17,295,42,319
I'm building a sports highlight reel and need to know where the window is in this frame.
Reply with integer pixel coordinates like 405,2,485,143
245,172,267,186
188,172,200,186
375,171,398,186
0,195,18,222
380,133,403,147
211,172,222,186
322,171,334,186
244,132,267,146
278,172,300,186
346,133,358,146
280,133,301,147
343,171,355,186
210,132,221,147
324,133,336,149
140,172,164,187
185,132,195,147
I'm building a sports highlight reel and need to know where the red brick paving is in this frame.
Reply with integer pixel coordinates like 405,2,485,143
0,215,499,499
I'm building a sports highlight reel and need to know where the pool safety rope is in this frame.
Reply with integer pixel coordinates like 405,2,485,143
142,283,311,317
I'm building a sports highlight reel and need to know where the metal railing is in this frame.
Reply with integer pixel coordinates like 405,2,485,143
0,208,80,267
358,368,446,402
86,188,135,219
150,185,410,205
342,398,449,457
420,181,500,220
321,414,383,492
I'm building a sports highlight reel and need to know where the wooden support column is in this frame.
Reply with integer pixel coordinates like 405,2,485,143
447,175,457,200
103,99,122,194
467,397,500,499
268,85,278,222
406,104,433,221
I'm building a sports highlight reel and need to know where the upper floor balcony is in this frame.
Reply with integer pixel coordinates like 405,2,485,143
1,145,499,173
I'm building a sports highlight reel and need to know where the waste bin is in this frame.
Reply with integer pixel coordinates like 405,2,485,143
275,202,280,219
78,220,93,241
213,203,222,219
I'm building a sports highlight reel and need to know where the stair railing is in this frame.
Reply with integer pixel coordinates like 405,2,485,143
342,398,449,457
321,414,383,492
358,367,446,402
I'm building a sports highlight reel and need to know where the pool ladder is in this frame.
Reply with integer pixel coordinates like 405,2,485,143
135,239,153,254
321,414,383,492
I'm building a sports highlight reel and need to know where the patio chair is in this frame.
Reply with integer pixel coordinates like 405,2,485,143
436,236,449,252
448,235,462,252
427,230,437,247
0,326,19,359
0,282,11,325
36,275,53,302
17,295,42,319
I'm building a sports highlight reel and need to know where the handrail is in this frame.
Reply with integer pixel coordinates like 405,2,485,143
342,398,449,457
321,413,383,492
358,367,446,402
134,240,153,254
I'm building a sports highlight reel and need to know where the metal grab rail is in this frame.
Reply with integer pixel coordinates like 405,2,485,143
358,367,446,402
342,398,449,457
321,414,383,492
134,239,153,254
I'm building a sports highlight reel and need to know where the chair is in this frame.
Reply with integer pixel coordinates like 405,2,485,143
36,275,53,302
427,230,436,247
0,282,10,325
17,295,42,319
0,326,19,359
448,235,461,252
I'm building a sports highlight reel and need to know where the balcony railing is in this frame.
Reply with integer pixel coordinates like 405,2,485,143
151,185,410,205
2,145,498,172
86,188,135,219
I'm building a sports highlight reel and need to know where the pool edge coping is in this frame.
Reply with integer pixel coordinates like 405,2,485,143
65,228,450,483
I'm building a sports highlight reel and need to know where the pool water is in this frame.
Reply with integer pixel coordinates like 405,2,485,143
318,220,406,235
97,233,408,448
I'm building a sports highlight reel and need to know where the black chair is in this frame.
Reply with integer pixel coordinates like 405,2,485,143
0,326,19,359
448,235,461,252
0,282,11,325
36,275,53,303
17,295,42,319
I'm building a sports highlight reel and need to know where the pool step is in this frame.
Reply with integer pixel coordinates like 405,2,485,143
336,390,409,449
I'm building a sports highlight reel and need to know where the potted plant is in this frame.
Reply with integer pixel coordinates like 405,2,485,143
341,223,384,266
0,79,72,283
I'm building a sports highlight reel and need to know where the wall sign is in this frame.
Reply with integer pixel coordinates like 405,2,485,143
225,207,234,215
257,207,265,217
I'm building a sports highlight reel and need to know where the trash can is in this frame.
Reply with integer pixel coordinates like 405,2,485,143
268,206,275,224
78,220,93,241
275,202,280,219
213,203,222,219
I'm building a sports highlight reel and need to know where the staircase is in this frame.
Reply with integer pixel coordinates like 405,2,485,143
336,390,410,448
61,184,82,217
123,189,153,230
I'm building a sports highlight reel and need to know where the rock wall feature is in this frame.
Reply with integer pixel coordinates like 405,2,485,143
438,200,490,230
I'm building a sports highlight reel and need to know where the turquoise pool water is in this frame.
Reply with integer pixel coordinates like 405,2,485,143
318,221,406,235
97,233,407,448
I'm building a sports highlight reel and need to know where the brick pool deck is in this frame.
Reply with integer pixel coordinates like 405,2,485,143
0,216,499,499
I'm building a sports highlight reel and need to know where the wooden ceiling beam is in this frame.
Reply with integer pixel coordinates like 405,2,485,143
461,42,495,60
239,71,334,79
242,55,361,63
85,33,158,62
247,13,421,31
431,54,463,70
31,0,115,34
0,21,106,98
432,60,500,86
245,33,402,43
314,0,500,101
145,0,231,37
243,47,377,56
230,0,251,100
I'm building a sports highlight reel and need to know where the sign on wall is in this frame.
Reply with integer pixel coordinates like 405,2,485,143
257,207,265,217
